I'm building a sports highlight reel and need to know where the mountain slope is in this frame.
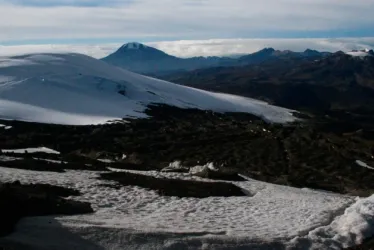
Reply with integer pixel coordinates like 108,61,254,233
0,53,296,125
165,52,374,117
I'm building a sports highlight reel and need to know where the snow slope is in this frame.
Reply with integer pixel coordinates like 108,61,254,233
0,53,296,125
1,166,374,249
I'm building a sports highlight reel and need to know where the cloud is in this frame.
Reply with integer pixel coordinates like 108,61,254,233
1,0,133,7
1,38,374,58
0,43,120,58
149,38,374,57
0,0,374,43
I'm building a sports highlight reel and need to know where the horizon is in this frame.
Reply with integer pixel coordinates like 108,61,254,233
1,37,374,58
2,0,374,58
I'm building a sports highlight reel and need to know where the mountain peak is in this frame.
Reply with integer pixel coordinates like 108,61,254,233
303,49,322,57
119,42,148,50
304,49,319,53
257,48,275,54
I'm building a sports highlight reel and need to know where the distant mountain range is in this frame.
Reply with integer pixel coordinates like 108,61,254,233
164,50,374,120
102,42,364,75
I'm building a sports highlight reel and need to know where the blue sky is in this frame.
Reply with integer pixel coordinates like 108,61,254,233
1,0,374,45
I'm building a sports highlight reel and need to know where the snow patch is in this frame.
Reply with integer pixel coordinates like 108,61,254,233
0,124,12,129
1,147,60,154
356,160,374,170
97,159,115,163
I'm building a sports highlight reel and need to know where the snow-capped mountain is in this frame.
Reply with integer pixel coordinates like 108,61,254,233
119,42,147,50
0,53,295,125
104,42,176,63
102,42,233,74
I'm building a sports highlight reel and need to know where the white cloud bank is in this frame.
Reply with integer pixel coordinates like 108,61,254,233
1,38,374,58
0,0,374,43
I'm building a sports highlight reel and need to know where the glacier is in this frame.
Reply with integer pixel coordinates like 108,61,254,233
0,53,296,125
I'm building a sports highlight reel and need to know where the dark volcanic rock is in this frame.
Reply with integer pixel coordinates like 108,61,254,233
1,104,374,196
0,181,93,237
100,172,246,198
0,155,108,173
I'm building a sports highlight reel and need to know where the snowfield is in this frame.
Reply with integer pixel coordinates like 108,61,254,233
1,166,374,249
0,53,296,125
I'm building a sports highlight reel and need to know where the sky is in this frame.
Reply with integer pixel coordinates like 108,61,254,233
0,0,374,57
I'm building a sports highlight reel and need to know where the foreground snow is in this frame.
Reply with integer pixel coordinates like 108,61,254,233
0,53,296,125
1,166,374,249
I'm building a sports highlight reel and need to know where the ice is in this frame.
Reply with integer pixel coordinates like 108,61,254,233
0,53,296,125
1,147,60,154
356,160,374,170
2,166,373,249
